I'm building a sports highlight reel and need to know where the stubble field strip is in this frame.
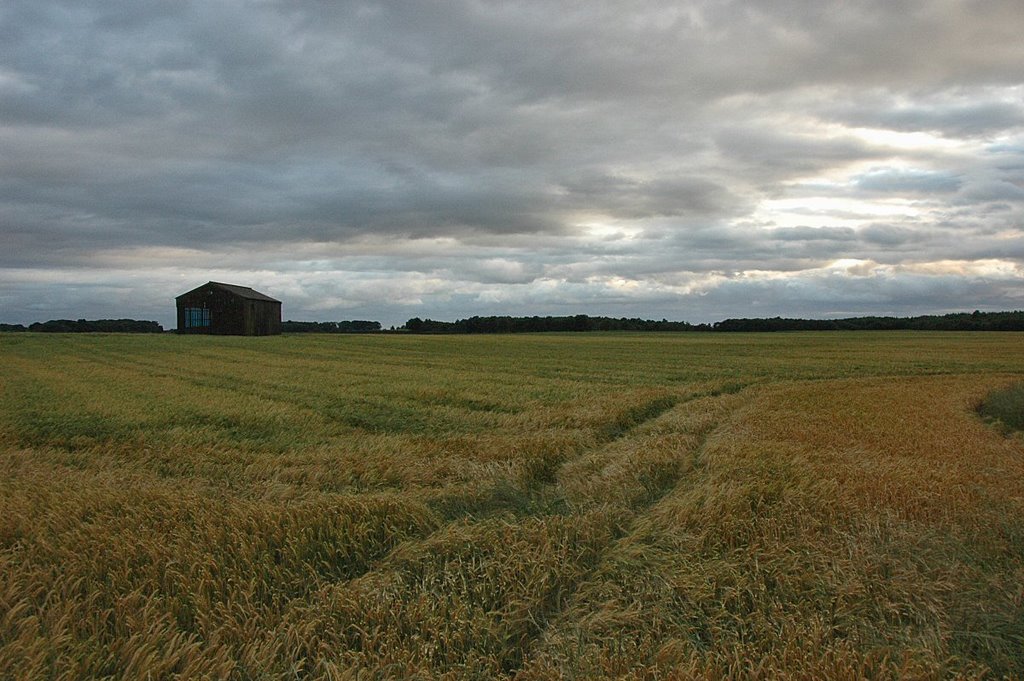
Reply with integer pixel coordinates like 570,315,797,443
1,332,1022,679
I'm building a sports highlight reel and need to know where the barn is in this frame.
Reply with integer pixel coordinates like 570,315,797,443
175,282,282,336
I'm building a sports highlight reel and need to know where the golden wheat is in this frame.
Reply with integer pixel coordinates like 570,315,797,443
0,332,1021,679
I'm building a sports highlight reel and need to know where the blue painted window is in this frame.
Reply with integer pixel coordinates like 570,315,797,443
184,307,211,328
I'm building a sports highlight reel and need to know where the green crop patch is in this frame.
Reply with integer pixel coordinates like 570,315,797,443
979,382,1024,433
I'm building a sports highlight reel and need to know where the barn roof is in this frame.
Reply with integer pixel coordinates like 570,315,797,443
177,281,281,303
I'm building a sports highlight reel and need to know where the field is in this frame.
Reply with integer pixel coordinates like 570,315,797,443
1,332,1022,680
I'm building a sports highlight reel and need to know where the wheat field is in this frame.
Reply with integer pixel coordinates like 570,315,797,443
1,332,1022,679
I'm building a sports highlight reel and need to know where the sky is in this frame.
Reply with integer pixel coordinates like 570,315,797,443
2,0,1023,328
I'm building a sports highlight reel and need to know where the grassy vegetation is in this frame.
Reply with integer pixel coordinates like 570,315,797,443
1,332,1022,679
979,382,1024,434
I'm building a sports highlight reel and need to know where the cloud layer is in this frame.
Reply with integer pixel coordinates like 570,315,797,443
2,0,1023,326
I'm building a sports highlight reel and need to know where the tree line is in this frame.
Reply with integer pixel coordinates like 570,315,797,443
281,320,382,333
403,315,702,333
0,319,382,333
402,310,1024,333
710,311,1024,332
1,319,164,333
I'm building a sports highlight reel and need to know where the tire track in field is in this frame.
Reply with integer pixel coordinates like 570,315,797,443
505,387,751,677
274,386,748,677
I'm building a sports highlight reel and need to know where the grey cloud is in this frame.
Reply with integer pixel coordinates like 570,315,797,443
853,168,962,194
836,100,1024,138
860,224,921,246
557,174,747,219
956,180,1024,204
714,127,880,177
769,227,857,242
682,268,1023,322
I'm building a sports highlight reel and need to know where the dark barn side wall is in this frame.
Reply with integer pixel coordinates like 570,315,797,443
245,300,282,336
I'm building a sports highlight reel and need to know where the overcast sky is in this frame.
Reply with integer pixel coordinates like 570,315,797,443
2,0,1023,327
